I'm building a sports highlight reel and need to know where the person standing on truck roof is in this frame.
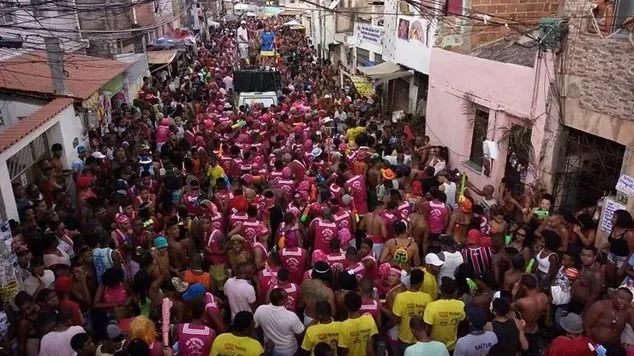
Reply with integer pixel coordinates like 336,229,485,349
260,25,276,67
237,20,249,64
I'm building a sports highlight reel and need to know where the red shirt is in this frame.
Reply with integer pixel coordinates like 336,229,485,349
59,299,83,326
546,336,595,356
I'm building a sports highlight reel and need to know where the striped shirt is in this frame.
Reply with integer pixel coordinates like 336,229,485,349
461,246,494,274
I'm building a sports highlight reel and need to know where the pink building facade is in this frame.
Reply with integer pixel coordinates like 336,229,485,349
425,44,553,194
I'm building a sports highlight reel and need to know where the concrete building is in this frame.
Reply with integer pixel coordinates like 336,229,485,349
361,0,561,114
426,39,552,193
536,0,634,243
0,51,131,220
77,0,172,56
0,0,86,52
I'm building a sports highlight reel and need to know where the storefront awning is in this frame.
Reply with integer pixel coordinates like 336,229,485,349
146,50,178,65
279,9,304,16
356,61,413,82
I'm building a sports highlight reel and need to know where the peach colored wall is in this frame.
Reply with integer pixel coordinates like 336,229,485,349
426,48,552,192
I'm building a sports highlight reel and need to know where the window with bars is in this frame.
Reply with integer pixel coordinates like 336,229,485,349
7,134,49,182
469,108,489,169
0,1,16,24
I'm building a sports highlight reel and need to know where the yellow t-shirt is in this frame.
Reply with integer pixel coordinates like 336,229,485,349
301,321,341,353
209,333,264,356
338,314,378,356
392,290,432,343
421,268,439,301
206,165,225,187
422,299,466,350
346,126,365,143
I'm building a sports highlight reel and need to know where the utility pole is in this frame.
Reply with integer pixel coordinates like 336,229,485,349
44,37,68,95
202,0,210,41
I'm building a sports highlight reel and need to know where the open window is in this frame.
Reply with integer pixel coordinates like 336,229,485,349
468,108,490,170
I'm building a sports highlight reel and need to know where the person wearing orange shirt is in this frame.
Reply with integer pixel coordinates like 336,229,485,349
180,254,212,292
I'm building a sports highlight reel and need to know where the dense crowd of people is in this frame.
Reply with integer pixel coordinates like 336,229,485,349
4,13,634,356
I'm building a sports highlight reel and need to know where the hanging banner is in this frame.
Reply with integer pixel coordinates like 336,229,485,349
0,222,18,303
350,76,374,97
616,174,634,196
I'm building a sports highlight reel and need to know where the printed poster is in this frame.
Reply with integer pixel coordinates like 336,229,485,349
600,198,626,233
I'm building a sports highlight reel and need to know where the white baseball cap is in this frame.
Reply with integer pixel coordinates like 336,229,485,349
91,151,106,159
425,253,445,267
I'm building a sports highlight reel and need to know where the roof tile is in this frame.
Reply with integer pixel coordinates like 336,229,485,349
0,51,130,100
0,98,74,154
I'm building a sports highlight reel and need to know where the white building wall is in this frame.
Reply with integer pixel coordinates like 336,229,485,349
0,104,79,221
114,53,151,103
0,96,47,133
0,0,86,52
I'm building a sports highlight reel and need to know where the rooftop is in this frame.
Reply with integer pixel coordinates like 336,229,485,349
469,33,540,68
0,51,130,100
0,98,74,155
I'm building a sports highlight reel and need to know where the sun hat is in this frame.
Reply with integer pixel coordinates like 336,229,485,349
559,313,584,334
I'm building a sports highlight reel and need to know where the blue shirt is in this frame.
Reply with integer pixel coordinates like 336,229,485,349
261,31,275,51
71,158,85,173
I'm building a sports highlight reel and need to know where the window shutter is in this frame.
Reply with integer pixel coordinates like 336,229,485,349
446,0,462,15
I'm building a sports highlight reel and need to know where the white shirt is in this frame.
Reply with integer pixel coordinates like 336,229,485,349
39,325,85,356
223,76,234,91
443,182,457,209
438,251,464,282
237,26,249,44
254,304,304,355
224,277,256,320
24,269,55,296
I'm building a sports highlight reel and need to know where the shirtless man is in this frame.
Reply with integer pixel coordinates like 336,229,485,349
226,235,253,276
359,201,388,257
535,215,570,253
379,221,421,268
165,218,191,272
300,261,336,326
366,157,382,211
570,246,605,315
584,287,634,346
512,274,549,356
408,207,429,257
446,200,473,245
152,236,173,278
503,254,524,292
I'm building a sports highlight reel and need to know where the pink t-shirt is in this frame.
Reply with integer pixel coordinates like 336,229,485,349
223,277,256,320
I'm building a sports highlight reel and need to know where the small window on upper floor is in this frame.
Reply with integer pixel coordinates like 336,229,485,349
468,108,489,170
29,0,45,18
446,0,462,15
0,1,16,24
